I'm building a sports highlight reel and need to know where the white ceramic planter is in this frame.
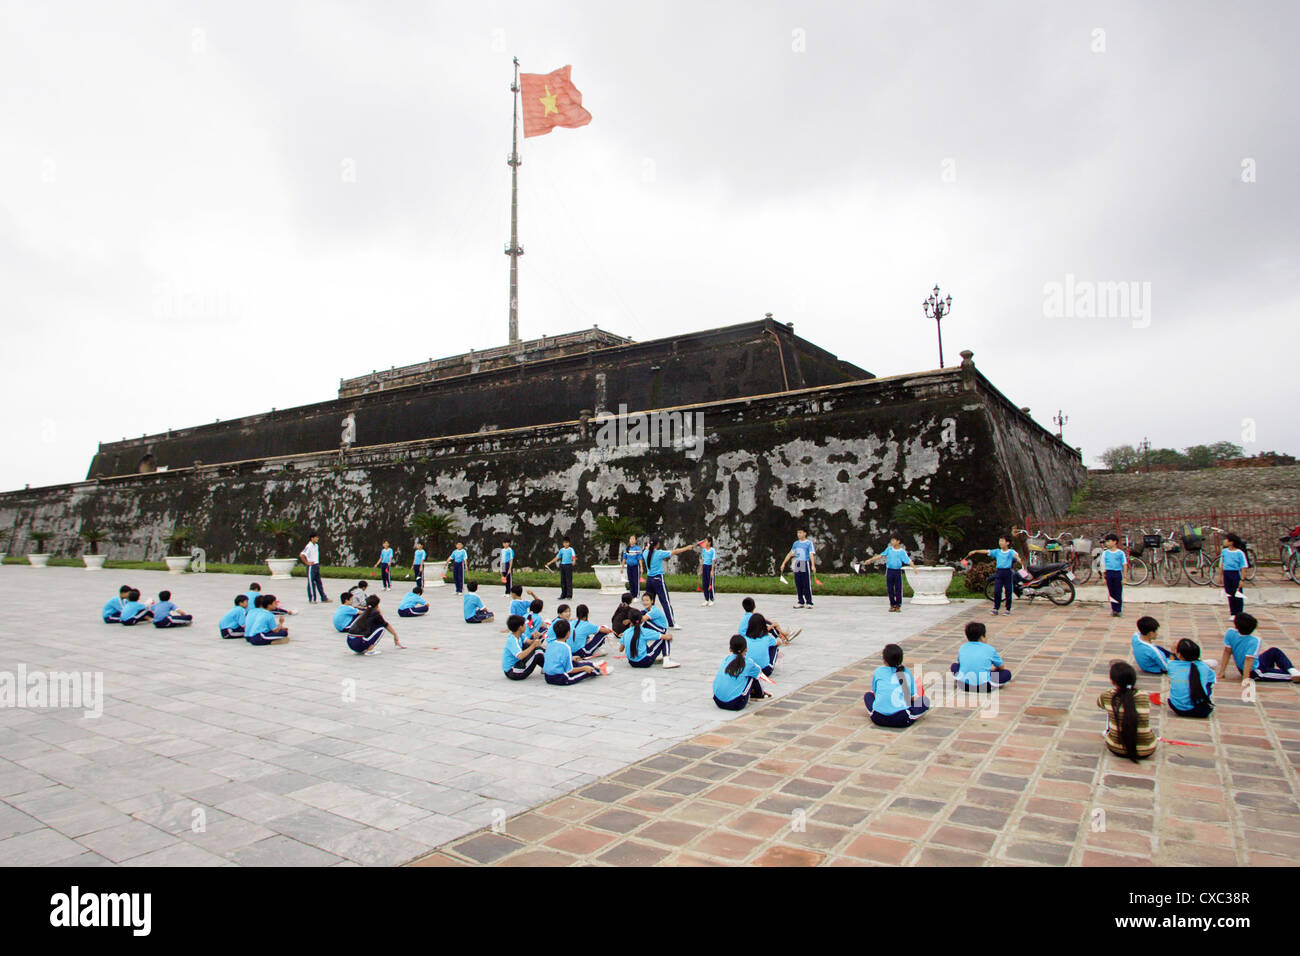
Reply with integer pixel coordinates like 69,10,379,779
27,554,50,567
83,554,107,570
904,565,954,605
0,552,7,564
266,557,298,580
593,564,626,595
164,555,192,574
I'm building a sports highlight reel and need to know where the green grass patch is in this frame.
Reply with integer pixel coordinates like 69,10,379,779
1,557,984,598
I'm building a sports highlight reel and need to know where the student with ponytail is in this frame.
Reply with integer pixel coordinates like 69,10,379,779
712,635,769,710
744,613,790,676
1098,661,1156,762
618,608,680,669
643,536,694,628
1168,638,1215,718
863,644,930,727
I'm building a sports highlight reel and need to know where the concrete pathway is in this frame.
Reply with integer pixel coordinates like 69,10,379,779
0,567,963,865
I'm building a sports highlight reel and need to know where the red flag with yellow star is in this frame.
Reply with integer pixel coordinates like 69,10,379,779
520,65,592,138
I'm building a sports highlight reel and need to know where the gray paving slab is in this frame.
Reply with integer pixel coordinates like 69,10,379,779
0,566,966,864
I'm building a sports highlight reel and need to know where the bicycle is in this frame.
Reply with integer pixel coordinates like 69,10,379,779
1059,532,1094,585
1275,523,1300,585
1181,525,1218,587
1138,527,1183,586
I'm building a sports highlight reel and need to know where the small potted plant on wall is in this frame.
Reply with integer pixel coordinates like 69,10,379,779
893,498,973,604
259,517,299,579
165,526,195,574
28,530,52,567
80,527,109,570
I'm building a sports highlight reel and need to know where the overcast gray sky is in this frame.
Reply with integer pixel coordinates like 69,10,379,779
3,0,1297,490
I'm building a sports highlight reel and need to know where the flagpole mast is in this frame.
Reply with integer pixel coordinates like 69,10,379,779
506,57,523,348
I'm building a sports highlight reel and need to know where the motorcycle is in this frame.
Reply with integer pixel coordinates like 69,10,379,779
979,561,1077,606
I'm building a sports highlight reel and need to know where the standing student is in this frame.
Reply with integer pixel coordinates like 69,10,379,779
644,537,694,628
863,643,929,727
1220,532,1250,616
1218,612,1300,682
412,542,426,589
545,538,576,600
966,536,1023,615
345,594,404,655
333,593,361,632
865,534,912,612
374,540,395,591
1098,661,1156,762
950,621,1012,690
1168,639,1216,718
502,614,546,680
444,541,468,594
245,595,290,645
1099,534,1127,616
570,605,614,658
463,582,494,623
543,620,604,685
621,535,644,599
102,585,132,624
779,528,818,610
713,635,769,710
119,589,151,626
620,608,680,669
500,537,515,595
301,531,328,604
1131,616,1171,674
398,586,429,617
151,590,193,628
219,595,249,639
699,536,716,606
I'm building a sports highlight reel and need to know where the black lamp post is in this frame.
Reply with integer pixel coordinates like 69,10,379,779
923,285,953,368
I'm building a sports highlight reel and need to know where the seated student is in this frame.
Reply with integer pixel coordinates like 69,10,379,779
462,582,494,623
333,593,361,632
611,593,635,636
244,582,263,612
543,620,604,685
350,582,370,609
1218,612,1300,683
502,613,546,680
1098,661,1156,762
119,589,152,626
1168,638,1216,718
620,609,680,669
1131,616,1171,674
245,595,290,646
150,590,193,628
524,599,550,641
219,595,249,639
508,585,538,619
713,634,770,710
737,597,800,644
398,586,430,618
639,592,670,635
744,613,786,676
345,594,404,655
864,644,930,727
103,585,132,623
570,604,614,658
950,620,1012,690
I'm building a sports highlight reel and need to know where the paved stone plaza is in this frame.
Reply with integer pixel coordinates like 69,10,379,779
0,567,963,865
415,597,1300,866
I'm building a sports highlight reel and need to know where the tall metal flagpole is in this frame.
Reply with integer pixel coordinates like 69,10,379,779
506,57,523,348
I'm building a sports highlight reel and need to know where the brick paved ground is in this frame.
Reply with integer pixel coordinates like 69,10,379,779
415,601,1300,866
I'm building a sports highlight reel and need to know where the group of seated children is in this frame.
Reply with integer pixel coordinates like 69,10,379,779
102,586,193,628
217,590,292,645
342,594,405,655
860,621,1013,727
709,597,803,710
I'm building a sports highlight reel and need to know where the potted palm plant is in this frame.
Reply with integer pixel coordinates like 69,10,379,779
892,499,973,604
80,527,109,570
592,514,641,594
409,512,458,587
164,526,195,574
28,530,52,566
259,517,299,579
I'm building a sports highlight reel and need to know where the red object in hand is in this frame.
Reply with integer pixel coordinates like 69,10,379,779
501,576,507,583
697,540,708,547
815,578,823,587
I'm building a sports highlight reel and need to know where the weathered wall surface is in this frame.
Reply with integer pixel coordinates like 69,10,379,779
87,319,868,478
3,363,1084,574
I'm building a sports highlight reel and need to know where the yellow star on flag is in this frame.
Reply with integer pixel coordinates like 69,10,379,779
539,85,558,116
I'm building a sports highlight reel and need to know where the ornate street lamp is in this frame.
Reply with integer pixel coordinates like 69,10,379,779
923,285,953,368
